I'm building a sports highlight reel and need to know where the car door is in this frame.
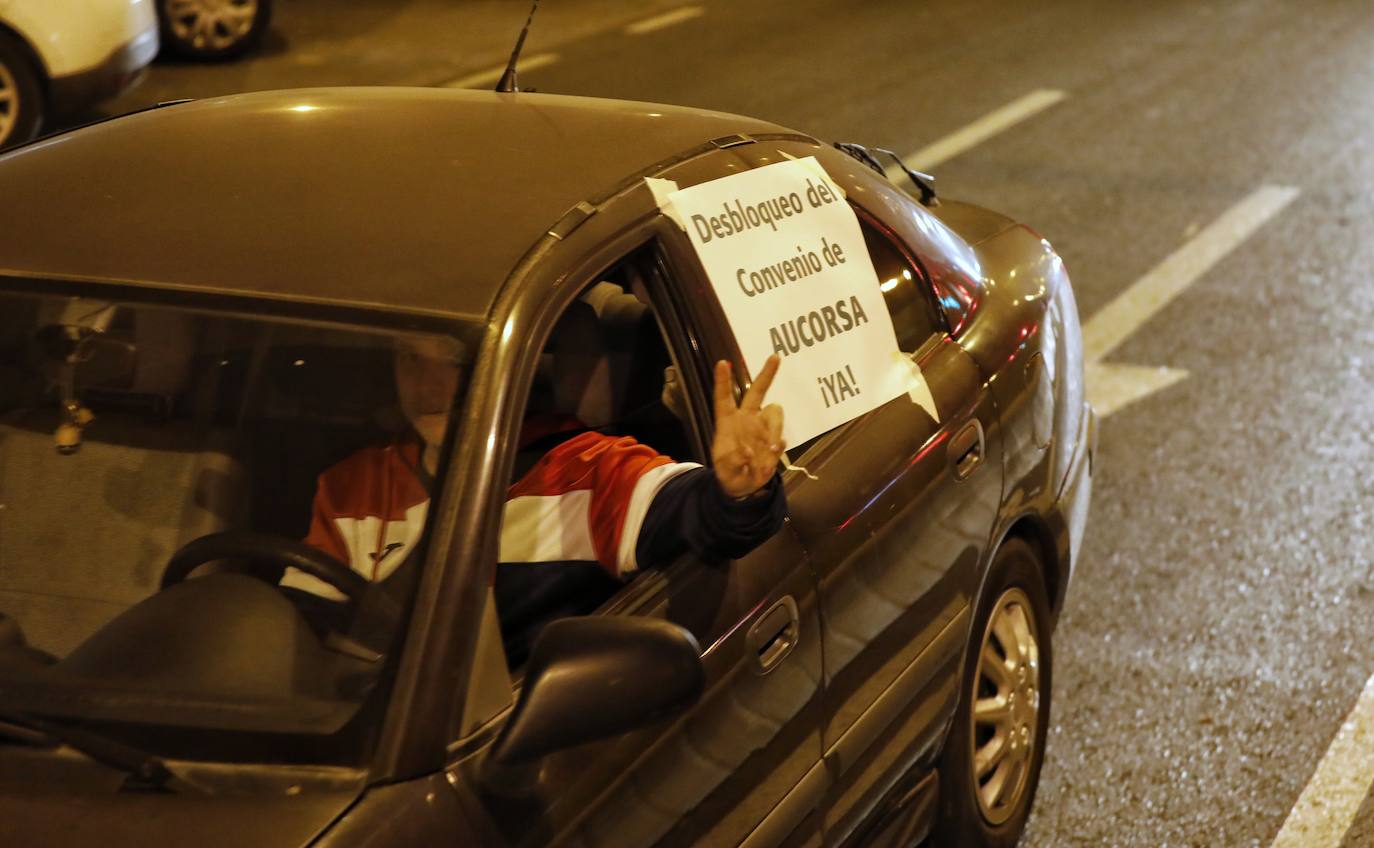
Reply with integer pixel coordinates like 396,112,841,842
709,142,1006,844
449,198,828,848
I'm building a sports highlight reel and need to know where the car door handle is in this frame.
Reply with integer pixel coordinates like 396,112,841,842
949,419,984,481
747,596,800,675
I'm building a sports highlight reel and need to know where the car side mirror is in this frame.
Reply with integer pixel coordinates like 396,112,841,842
488,616,704,766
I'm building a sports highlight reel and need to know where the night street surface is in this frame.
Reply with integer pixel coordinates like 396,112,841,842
87,2,1374,844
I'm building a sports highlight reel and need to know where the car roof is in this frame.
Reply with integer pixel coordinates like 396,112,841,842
0,87,796,322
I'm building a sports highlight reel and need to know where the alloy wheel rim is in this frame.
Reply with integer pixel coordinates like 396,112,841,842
970,587,1041,826
167,0,259,51
0,60,18,145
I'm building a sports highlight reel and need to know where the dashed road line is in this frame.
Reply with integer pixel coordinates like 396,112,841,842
625,6,705,35
1082,361,1189,418
1082,185,1299,361
441,52,559,89
883,88,1066,180
1083,184,1299,416
1271,670,1374,847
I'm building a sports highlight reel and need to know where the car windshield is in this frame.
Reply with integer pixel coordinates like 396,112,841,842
0,289,474,767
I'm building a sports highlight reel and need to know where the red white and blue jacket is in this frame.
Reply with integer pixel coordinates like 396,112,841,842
283,431,785,601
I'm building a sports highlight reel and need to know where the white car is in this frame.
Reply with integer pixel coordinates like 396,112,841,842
0,0,159,149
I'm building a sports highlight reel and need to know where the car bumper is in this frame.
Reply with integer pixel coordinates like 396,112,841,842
1050,400,1095,612
48,26,159,117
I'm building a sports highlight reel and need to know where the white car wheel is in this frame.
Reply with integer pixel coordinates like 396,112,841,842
158,0,272,61
0,33,43,150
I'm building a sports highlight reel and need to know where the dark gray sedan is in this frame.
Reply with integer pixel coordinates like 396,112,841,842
0,87,1093,847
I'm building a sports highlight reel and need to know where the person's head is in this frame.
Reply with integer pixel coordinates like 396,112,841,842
394,334,467,448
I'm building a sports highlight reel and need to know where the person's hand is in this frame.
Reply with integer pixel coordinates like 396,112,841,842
711,355,785,499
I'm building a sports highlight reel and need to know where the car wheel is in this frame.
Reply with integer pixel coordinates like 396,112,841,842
157,0,273,61
0,32,43,151
933,537,1052,847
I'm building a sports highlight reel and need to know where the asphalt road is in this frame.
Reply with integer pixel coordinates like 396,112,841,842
91,1,1374,844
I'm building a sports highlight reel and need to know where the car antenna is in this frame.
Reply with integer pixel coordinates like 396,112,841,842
495,0,542,93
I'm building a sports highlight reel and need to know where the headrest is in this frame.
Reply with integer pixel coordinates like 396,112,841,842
548,301,614,428
584,284,665,416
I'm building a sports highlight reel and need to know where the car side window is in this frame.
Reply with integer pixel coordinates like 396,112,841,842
859,216,944,353
494,256,701,670
786,217,944,461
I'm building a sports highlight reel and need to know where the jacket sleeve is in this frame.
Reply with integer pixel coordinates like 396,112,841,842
505,432,786,577
506,431,697,577
634,468,786,569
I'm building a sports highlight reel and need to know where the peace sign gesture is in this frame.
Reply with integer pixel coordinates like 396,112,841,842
712,354,785,498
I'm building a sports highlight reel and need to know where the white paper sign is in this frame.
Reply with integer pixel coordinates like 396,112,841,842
653,157,937,446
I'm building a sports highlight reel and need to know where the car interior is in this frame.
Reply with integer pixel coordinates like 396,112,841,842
0,291,457,745
0,263,695,729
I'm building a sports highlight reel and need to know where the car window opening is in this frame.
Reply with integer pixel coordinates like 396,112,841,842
494,256,699,671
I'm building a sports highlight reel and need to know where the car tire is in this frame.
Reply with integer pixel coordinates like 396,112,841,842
932,537,1053,848
0,31,43,151
157,0,273,61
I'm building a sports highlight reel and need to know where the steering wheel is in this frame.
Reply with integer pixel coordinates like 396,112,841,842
160,530,370,602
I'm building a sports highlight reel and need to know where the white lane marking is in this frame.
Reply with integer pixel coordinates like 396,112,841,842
1082,185,1300,362
626,5,705,35
1083,185,1299,416
884,88,1066,180
441,52,559,89
1083,362,1189,418
1271,670,1374,847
